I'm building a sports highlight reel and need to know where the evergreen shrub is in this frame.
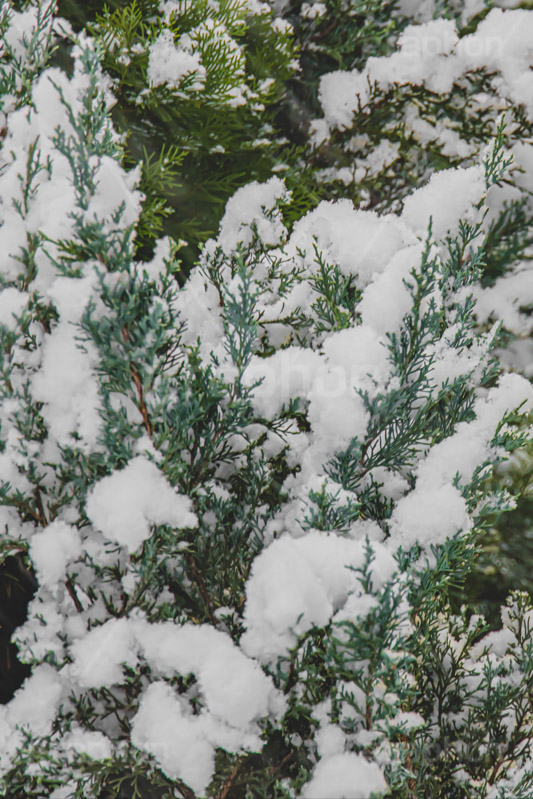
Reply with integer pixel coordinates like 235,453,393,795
0,2,533,798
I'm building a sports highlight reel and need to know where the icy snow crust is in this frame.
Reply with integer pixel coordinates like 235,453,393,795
1,2,533,798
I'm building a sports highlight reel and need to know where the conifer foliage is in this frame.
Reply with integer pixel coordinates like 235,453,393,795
0,1,533,798
87,0,297,263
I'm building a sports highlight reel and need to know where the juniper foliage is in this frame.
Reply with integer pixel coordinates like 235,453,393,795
0,2,532,799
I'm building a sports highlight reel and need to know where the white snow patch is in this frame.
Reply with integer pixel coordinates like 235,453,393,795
0,288,28,330
216,177,288,253
131,681,215,794
389,484,471,550
302,752,387,798
29,521,81,592
70,618,138,689
147,29,205,90
402,166,486,240
86,457,197,551
7,664,62,737
242,532,397,663
288,200,409,285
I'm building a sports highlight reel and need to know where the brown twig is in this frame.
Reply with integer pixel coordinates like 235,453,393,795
284,657,298,694
121,325,153,438
175,779,197,799
33,486,48,527
400,733,417,794
267,751,293,779
217,759,241,799
184,552,217,626
130,362,154,437
365,697,372,730
310,20,336,42
65,578,83,613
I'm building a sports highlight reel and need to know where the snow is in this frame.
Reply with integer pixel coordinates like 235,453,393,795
7,664,63,737
367,19,459,94
389,711,425,730
457,9,533,117
70,617,138,688
302,752,387,798
319,70,370,129
2,5,53,66
29,521,81,592
62,727,113,761
198,642,272,728
131,681,216,794
401,166,486,240
362,139,401,176
321,326,391,385
173,267,224,356
495,338,533,379
288,200,410,285
511,141,533,193
31,324,103,452
69,612,279,750
389,483,471,550
244,347,323,418
140,236,173,283
416,373,533,490
307,368,369,453
404,105,474,159
215,176,288,253
147,29,205,90
315,724,345,758
319,31,444,129
301,2,327,19
68,615,278,791
85,456,197,551
0,429,33,494
242,532,397,663
389,373,533,551
86,155,141,229
14,596,66,662
358,245,424,335
472,268,533,336
30,68,80,140
309,117,330,147
0,213,27,280
46,273,98,322
0,288,28,330
133,620,276,728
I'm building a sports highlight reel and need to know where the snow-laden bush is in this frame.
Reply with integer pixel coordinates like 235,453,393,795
1,2,533,798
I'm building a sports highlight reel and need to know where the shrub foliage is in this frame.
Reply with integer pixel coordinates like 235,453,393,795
0,2,533,798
